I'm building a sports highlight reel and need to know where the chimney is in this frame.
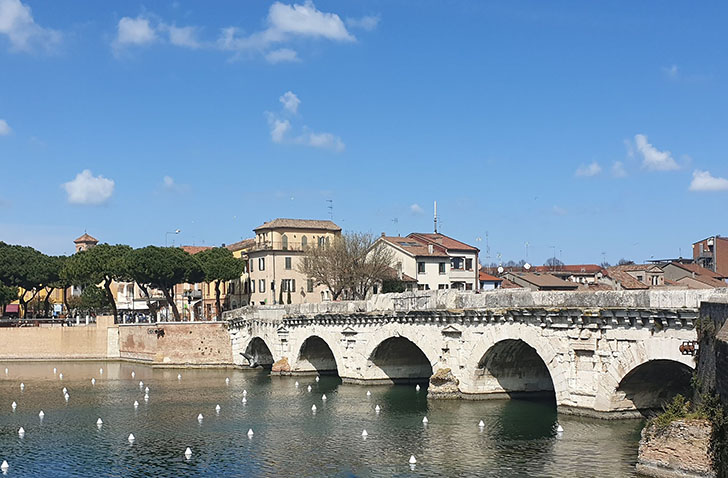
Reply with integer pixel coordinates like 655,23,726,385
381,232,385,237
428,244,434,254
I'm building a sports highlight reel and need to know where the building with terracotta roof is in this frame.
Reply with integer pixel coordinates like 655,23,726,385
479,270,503,290
502,272,579,291
73,233,98,252
531,264,603,285
693,236,728,278
376,232,479,291
248,218,342,305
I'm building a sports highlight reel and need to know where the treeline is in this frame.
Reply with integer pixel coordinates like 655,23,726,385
0,242,243,321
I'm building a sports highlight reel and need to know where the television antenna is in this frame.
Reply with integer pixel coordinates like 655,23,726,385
392,218,399,236
326,199,333,221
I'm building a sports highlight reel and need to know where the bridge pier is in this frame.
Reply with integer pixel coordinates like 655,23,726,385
225,290,723,418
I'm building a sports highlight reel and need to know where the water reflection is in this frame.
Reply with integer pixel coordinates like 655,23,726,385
0,361,643,478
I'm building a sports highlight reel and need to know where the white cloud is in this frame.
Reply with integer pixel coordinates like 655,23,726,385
689,170,728,192
165,25,200,48
266,48,299,64
0,119,10,136
663,64,678,78
298,131,345,152
163,175,175,189
635,134,679,171
0,0,60,52
575,161,602,177
279,91,300,114
410,203,423,214
115,16,157,47
267,114,291,143
552,205,567,216
62,170,115,205
346,15,380,31
217,1,354,60
612,161,627,178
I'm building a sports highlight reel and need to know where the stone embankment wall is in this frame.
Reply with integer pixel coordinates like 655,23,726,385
637,420,715,478
118,322,233,366
0,316,116,360
0,317,234,367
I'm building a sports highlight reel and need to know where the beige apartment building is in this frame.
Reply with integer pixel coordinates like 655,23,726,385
247,218,341,305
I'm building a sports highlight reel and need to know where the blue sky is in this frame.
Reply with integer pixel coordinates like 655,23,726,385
1,1,727,265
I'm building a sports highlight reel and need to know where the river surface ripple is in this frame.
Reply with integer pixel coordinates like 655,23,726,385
0,361,644,477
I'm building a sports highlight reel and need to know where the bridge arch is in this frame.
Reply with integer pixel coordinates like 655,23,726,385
363,328,440,383
295,335,341,376
463,325,570,404
594,339,695,415
243,336,276,368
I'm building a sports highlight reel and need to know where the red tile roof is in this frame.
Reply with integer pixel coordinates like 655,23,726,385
504,272,579,290
667,262,723,279
74,233,98,244
180,246,212,255
254,218,341,232
603,269,649,290
379,236,449,258
677,275,727,288
532,264,602,274
225,238,255,252
408,233,479,252
479,271,503,282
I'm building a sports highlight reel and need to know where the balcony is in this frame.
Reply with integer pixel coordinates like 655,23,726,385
182,290,202,300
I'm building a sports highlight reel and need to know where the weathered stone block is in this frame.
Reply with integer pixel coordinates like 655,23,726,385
637,419,714,478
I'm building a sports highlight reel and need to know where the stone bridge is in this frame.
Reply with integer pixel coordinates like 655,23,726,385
224,288,728,418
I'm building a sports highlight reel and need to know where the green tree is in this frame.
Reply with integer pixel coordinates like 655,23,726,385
80,285,111,314
0,242,54,317
381,278,406,293
196,247,244,319
0,282,19,315
126,246,204,321
62,244,132,322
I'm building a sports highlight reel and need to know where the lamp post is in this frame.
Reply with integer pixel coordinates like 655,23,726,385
165,229,181,247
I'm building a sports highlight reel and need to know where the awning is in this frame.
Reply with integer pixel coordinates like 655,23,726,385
4,304,19,313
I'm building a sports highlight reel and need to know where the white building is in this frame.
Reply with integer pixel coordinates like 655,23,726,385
376,233,479,291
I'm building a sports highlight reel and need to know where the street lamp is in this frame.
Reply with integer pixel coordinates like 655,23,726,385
165,229,181,247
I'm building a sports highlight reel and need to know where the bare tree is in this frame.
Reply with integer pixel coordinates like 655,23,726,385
298,232,394,300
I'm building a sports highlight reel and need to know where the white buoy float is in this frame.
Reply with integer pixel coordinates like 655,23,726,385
242,397,247,404
53,367,56,374
422,416,428,424
375,405,381,413
197,413,204,422
410,455,417,465
247,428,254,438
133,400,139,409
307,385,312,392
361,429,368,438
478,420,485,428
5,367,9,374
18,427,25,438
311,404,317,413
145,386,149,393
322,394,327,401
128,433,135,444
99,367,103,375
315,376,320,382
1,460,8,473
184,447,192,459
556,424,564,433
131,371,135,378
366,390,371,397
64,393,70,402
215,404,221,413
139,381,144,389
11,401,17,411
416,384,420,391
91,378,96,385
144,394,149,402
62,387,67,394
38,410,44,419
97,418,103,427
225,377,230,385
243,390,247,397
59,373,63,380
295,381,299,388
19,383,24,391
178,374,181,380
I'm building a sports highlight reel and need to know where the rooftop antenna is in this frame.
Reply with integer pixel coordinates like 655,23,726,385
326,199,333,221
486,232,490,263
433,201,438,233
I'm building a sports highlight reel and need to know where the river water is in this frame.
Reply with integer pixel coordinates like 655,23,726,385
0,361,644,477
